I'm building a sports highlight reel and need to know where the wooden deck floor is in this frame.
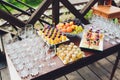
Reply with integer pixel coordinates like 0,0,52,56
1,53,120,80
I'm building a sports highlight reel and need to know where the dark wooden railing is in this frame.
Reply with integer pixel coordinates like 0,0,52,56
0,0,90,28
0,0,118,34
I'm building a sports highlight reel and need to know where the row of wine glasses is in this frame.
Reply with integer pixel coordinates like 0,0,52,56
89,15,120,45
18,24,36,39
5,24,56,79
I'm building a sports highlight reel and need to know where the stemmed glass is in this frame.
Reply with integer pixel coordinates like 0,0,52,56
18,24,34,39
5,23,58,79
47,45,56,67
89,15,120,45
114,24,120,43
25,24,34,38
18,27,26,39
19,68,29,79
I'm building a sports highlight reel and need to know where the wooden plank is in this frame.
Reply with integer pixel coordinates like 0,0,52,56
66,71,84,80
88,63,110,80
77,66,101,80
56,76,67,80
106,54,120,69
0,20,7,26
0,28,17,35
1,68,10,80
97,58,118,80
5,53,21,80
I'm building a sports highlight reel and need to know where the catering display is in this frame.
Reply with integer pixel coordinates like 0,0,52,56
4,16,120,80
3,0,120,79
80,28,104,51
56,19,84,37
56,42,85,64
89,15,120,45
5,23,86,79
5,36,57,80
37,25,69,46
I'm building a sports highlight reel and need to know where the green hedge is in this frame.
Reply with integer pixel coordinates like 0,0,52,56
0,0,43,11
25,0,43,6
5,0,43,7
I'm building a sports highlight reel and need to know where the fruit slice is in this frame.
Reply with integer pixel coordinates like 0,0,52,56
66,27,73,33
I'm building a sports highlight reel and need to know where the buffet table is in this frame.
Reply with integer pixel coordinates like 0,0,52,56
5,35,120,80
1,0,120,79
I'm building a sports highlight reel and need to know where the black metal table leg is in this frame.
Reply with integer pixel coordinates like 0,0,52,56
110,51,120,80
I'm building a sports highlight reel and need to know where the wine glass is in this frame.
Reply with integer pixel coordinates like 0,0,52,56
30,66,39,77
47,45,56,67
25,24,34,38
19,69,29,79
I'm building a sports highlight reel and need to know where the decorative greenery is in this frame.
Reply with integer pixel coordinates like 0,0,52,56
24,0,43,7
0,0,43,12
5,0,43,7
84,10,93,20
114,18,119,24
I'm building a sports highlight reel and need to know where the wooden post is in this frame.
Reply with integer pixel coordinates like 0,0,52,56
52,0,59,25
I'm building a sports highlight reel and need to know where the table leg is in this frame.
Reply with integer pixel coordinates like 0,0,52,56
110,51,120,80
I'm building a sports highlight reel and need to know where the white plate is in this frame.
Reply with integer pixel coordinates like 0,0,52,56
79,31,104,51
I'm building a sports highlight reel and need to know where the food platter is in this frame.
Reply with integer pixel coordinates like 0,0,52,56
56,19,84,37
37,26,69,47
56,42,85,64
79,29,104,51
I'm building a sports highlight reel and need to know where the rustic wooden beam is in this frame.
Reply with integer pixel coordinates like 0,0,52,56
0,9,26,28
80,0,99,16
52,0,60,25
59,0,89,24
28,0,53,24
